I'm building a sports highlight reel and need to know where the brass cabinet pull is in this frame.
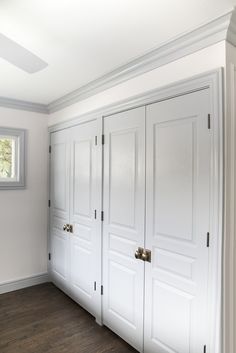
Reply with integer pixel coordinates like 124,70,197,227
135,247,144,260
63,224,68,231
134,247,151,263
63,224,73,233
141,249,151,263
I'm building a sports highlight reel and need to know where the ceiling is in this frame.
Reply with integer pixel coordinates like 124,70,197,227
0,0,235,105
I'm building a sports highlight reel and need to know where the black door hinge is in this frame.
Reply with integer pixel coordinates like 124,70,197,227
208,114,211,129
206,232,210,247
48,253,51,261
101,285,104,295
101,211,104,221
94,210,97,219
94,281,97,291
48,200,51,208
102,134,105,145
95,136,98,145
49,145,52,153
203,345,206,353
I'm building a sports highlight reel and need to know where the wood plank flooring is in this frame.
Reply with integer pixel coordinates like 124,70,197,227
0,283,137,353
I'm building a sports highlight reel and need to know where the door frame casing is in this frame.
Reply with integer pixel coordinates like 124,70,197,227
48,69,223,353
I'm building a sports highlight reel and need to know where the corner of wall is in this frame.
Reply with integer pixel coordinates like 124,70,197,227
223,41,236,353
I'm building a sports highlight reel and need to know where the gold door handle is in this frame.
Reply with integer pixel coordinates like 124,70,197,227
63,224,72,232
135,247,144,260
135,247,151,262
141,249,151,263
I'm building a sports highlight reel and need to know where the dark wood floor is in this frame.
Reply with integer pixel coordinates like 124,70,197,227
0,283,137,353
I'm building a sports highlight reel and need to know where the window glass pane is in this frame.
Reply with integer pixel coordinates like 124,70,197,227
0,136,16,179
0,128,25,189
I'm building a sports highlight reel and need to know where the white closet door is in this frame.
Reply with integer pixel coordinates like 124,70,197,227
103,107,146,352
50,129,70,289
69,120,101,318
144,90,211,353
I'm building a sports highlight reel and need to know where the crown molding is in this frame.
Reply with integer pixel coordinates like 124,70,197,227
0,96,48,114
48,7,236,113
227,8,236,45
0,8,235,115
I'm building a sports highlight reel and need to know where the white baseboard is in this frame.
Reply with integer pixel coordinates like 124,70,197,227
0,273,49,294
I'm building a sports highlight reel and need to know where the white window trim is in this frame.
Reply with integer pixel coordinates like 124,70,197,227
0,127,26,189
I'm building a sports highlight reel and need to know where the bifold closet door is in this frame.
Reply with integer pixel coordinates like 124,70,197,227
50,129,70,289
144,89,211,353
102,107,146,351
69,121,101,317
50,119,101,320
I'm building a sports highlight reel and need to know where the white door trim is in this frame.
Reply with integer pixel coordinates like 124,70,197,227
48,69,223,353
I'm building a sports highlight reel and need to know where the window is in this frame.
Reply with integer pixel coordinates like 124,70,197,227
0,128,26,189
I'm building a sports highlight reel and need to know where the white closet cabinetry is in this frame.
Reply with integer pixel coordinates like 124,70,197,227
102,107,146,351
50,129,70,290
102,89,211,353
49,86,218,353
50,119,101,320
144,90,210,353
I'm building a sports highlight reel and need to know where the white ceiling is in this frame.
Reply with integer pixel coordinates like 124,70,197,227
0,0,235,104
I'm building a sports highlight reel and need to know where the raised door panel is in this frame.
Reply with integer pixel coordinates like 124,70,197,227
103,107,145,352
50,129,70,289
69,120,100,318
154,120,194,240
145,89,211,353
73,140,91,217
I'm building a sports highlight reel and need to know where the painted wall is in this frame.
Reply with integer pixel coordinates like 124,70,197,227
0,107,48,284
49,41,226,126
224,41,236,353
